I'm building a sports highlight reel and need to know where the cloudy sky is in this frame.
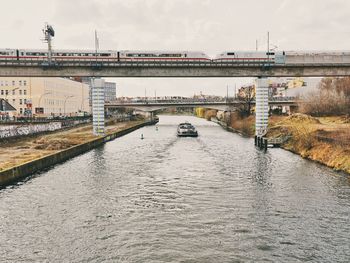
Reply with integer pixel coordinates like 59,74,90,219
1,0,350,96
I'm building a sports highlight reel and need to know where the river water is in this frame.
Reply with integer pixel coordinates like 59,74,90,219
0,115,349,262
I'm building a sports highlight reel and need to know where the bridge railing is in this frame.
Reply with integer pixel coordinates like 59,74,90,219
109,96,297,105
2,57,350,68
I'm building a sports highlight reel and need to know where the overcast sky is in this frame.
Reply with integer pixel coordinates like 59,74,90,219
2,0,350,96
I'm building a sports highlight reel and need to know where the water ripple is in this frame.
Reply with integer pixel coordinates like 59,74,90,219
0,115,349,262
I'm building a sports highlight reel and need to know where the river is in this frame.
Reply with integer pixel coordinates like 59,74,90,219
0,115,349,262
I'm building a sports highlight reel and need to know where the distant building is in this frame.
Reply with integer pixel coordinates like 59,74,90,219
79,78,116,105
104,81,116,102
0,77,90,117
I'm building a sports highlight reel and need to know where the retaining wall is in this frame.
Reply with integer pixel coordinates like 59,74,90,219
0,120,157,188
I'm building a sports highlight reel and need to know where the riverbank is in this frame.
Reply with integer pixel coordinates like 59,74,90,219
0,119,157,187
212,113,350,174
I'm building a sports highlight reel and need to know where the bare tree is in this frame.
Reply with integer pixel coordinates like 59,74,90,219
301,77,350,116
236,85,255,117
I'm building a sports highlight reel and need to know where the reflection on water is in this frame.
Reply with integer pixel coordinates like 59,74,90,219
0,115,349,262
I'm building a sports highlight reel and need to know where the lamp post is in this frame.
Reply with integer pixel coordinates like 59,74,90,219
37,92,52,116
38,92,52,108
64,95,74,116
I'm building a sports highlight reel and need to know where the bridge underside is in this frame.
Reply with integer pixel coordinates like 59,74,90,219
106,105,235,112
106,101,297,112
1,65,350,77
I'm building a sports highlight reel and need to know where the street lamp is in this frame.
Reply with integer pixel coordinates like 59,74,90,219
64,95,75,116
38,92,52,108
37,92,52,116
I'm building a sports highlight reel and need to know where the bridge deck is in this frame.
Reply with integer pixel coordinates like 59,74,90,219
1,59,350,77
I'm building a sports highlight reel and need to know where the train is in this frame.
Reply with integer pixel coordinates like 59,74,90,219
1,48,350,64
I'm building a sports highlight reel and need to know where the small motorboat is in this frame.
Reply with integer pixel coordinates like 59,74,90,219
177,122,198,137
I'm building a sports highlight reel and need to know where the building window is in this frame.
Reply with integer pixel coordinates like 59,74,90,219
12,81,15,86
19,90,22,95
23,80,27,86
23,90,27,95
24,99,27,104
19,81,22,86
12,99,15,104
1,90,3,95
12,89,16,95
20,108,23,114
19,99,22,105
5,90,8,96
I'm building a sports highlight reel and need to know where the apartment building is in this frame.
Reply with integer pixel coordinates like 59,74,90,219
0,77,90,117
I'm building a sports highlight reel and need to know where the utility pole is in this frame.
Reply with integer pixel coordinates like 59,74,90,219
42,23,55,65
235,83,237,99
226,85,229,102
256,39,258,51
95,30,99,64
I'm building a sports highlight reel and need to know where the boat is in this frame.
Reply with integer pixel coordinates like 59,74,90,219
177,122,198,137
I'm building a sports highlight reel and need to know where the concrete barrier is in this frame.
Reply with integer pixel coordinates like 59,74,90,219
0,120,158,188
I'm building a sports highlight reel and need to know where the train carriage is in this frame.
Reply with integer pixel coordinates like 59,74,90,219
213,51,285,64
118,51,210,62
0,49,18,60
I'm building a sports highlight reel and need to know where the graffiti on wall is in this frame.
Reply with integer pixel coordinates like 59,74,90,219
0,122,62,139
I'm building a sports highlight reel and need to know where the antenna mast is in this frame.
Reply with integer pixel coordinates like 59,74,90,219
42,23,55,64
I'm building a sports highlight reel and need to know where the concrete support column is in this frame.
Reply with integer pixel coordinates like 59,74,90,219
91,79,105,135
255,78,269,136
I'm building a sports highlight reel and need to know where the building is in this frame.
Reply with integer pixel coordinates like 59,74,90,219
104,81,117,102
78,77,116,105
0,77,90,117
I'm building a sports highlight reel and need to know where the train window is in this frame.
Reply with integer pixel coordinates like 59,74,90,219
227,52,235,56
101,53,110,56
266,52,275,55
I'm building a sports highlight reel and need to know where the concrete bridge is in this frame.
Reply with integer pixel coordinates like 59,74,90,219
1,55,348,140
106,97,298,112
1,60,350,77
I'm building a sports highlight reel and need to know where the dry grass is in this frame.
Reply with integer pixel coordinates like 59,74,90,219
225,112,350,174
204,110,218,121
0,120,143,172
268,114,350,174
229,113,255,136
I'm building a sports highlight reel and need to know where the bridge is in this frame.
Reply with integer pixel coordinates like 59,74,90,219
1,50,349,139
1,60,350,77
106,97,298,112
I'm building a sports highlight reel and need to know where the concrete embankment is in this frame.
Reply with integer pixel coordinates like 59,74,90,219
0,120,157,187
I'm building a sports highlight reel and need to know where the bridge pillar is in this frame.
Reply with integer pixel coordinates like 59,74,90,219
255,77,269,137
91,79,105,136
